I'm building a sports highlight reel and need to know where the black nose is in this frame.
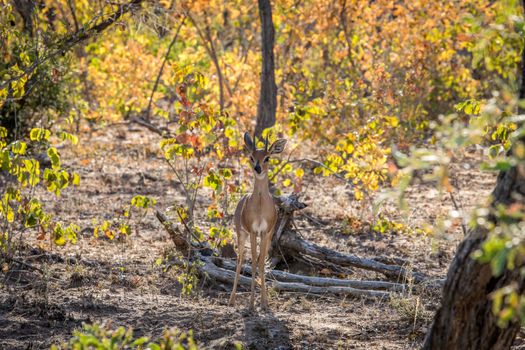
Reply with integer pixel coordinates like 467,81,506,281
254,163,262,174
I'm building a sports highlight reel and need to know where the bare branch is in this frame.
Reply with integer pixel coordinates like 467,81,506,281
145,16,187,120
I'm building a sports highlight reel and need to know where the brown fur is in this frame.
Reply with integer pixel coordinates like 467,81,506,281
228,133,286,311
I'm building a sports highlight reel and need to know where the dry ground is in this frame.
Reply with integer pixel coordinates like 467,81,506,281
0,123,505,349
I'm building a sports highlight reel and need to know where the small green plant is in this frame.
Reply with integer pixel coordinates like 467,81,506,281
0,126,80,259
92,195,156,240
52,322,198,350
372,215,430,236
159,72,240,255
177,260,202,296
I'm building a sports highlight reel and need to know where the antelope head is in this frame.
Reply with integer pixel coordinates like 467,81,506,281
243,132,287,179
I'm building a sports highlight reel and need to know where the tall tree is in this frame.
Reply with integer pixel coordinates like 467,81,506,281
254,0,277,137
423,3,525,348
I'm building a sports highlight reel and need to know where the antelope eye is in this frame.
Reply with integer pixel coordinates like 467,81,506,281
250,156,255,163
264,156,270,163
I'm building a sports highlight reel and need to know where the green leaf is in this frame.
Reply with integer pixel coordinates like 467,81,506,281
54,223,66,246
119,223,131,235
480,159,515,172
30,128,51,142
131,195,156,209
159,138,177,150
11,141,27,155
65,223,79,244
132,337,149,346
0,150,9,171
209,226,219,238
20,52,30,66
72,173,80,186
47,147,61,169
488,145,502,159
491,248,509,277
204,171,222,191
23,159,40,186
59,131,78,145
219,168,232,179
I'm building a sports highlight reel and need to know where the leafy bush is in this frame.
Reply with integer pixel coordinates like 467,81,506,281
0,126,80,258
52,322,198,350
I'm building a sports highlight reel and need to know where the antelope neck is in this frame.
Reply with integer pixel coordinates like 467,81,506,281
252,174,270,197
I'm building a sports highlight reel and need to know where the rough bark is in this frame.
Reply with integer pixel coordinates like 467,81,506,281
254,0,277,137
423,152,525,350
12,0,35,36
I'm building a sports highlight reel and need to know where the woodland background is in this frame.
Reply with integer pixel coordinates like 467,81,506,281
1,0,525,349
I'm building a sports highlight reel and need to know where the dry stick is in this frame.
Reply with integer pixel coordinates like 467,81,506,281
449,190,467,236
155,210,191,253
216,258,406,292
8,257,44,273
129,116,170,136
145,16,186,120
156,210,209,252
170,256,391,299
157,196,406,298
66,0,80,32
186,12,226,112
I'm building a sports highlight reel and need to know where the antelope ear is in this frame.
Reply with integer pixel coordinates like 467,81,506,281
269,139,287,154
244,132,254,151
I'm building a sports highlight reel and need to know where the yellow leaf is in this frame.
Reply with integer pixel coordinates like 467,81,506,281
354,188,363,201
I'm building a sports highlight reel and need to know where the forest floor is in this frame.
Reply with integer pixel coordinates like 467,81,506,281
0,123,511,349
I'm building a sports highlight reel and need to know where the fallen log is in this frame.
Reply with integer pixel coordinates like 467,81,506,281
269,194,428,283
216,258,406,292
278,230,427,283
169,256,391,299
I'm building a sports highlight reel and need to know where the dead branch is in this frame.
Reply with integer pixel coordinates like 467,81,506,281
155,210,191,254
130,116,171,137
278,230,427,283
170,256,391,299
216,258,406,292
145,16,186,120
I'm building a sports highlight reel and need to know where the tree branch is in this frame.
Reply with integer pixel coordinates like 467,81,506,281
145,16,186,120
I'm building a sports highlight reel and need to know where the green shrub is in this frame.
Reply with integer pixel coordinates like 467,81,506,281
52,322,198,350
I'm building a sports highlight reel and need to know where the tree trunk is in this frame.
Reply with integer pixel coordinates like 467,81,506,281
254,0,277,138
424,2,525,346
13,0,35,36
423,162,525,350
